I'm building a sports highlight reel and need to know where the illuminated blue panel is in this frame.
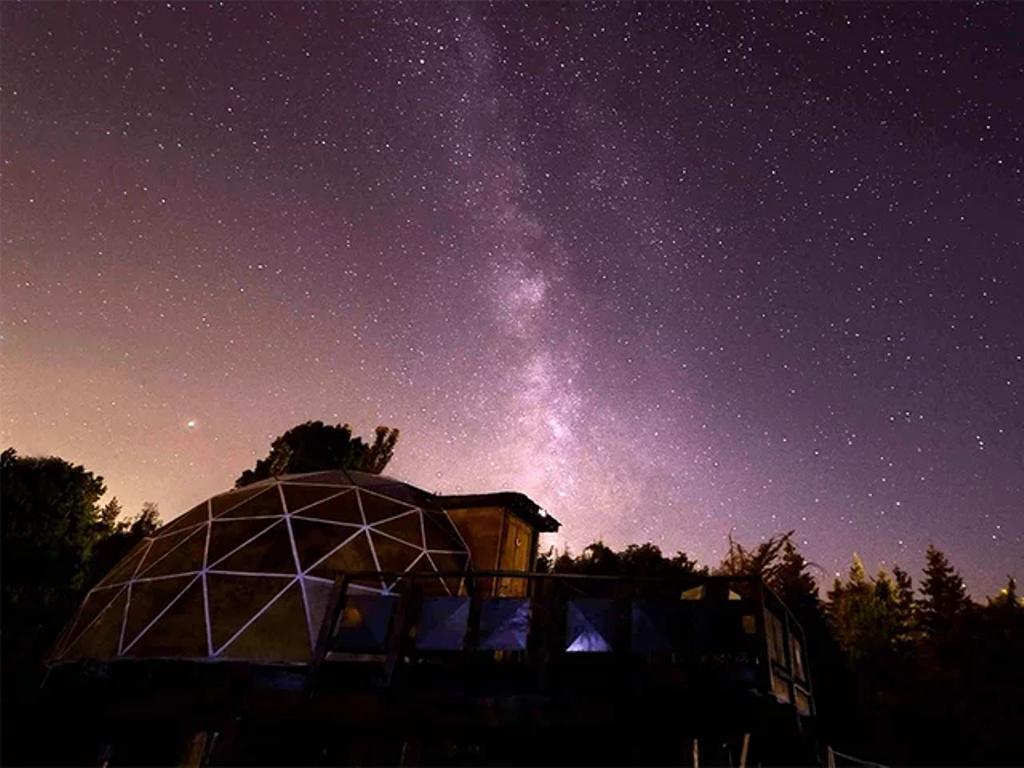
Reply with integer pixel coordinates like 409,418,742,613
479,599,531,651
566,598,615,652
416,596,470,651
332,595,397,652
631,599,675,652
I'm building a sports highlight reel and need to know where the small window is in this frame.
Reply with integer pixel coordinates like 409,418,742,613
765,611,787,666
680,585,705,601
790,635,807,681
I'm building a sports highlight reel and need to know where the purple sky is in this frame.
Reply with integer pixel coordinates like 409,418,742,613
3,3,1021,596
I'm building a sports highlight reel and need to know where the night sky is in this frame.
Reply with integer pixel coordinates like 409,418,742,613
3,3,1021,595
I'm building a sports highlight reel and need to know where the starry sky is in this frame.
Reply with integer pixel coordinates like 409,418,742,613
2,3,1022,596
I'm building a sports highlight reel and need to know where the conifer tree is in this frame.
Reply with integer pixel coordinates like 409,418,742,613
919,544,971,637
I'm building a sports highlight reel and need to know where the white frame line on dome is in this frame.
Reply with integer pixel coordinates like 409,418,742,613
299,526,366,576
283,488,353,517
137,525,206,579
94,538,150,589
444,510,472,554
279,484,316,651
211,485,275,521
213,576,297,658
354,492,386,592
59,585,128,658
96,570,204,590
289,515,362,527
57,594,94,655
210,514,282,523
369,526,424,550
202,499,214,656
206,518,283,572
279,481,357,488
121,574,202,655
422,552,453,596
364,507,420,528
356,485,422,510
384,550,428,593
207,569,299,579
117,537,155,655
152,521,205,540
304,574,335,585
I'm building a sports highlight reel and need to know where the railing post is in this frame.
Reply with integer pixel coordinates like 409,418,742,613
307,573,351,693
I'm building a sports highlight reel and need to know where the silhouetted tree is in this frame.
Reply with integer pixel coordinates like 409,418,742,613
362,425,400,474
2,448,121,764
716,530,795,585
919,544,971,638
891,564,918,648
236,421,400,486
1,448,108,643
987,576,1021,610
88,501,161,586
549,541,704,578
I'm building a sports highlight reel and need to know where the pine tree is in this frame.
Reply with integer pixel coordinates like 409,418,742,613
988,576,1021,610
776,538,819,605
891,564,917,646
919,544,971,637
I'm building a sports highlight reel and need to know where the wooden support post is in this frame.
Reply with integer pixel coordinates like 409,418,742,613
692,738,699,768
180,730,215,768
739,733,750,768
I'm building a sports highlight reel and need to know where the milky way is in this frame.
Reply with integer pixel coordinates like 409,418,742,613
2,3,1022,595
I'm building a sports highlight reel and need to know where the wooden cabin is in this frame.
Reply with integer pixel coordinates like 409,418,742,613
437,491,560,596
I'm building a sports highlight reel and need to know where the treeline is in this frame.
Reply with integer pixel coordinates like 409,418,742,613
1,449,160,729
2,429,1021,766
542,534,1023,765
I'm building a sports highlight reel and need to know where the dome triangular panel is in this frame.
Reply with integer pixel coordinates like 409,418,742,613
210,485,270,517
141,526,205,579
292,519,362,572
94,542,150,588
308,530,380,590
216,486,283,520
358,490,414,523
127,577,207,658
218,582,310,661
207,518,280,567
207,574,294,652
60,587,124,657
291,489,362,525
212,520,295,575
282,484,350,515
63,588,127,660
137,529,193,575
369,530,423,577
423,512,464,551
122,575,196,650
372,511,423,548
157,502,208,537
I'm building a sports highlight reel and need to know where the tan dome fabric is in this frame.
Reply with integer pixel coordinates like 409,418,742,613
52,471,470,665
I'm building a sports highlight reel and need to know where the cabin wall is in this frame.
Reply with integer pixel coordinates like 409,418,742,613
496,515,535,596
445,506,539,596
446,505,505,595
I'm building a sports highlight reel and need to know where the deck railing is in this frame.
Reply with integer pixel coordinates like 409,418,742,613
310,570,814,717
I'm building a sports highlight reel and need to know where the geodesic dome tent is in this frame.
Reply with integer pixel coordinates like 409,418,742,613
51,470,470,665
